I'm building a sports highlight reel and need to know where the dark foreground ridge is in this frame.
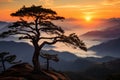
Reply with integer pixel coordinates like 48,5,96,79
0,63,70,80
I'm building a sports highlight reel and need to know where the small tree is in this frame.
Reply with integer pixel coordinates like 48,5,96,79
0,5,87,72
0,52,21,71
41,52,59,71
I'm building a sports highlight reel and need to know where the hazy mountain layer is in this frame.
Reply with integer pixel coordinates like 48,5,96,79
0,41,118,72
89,37,120,57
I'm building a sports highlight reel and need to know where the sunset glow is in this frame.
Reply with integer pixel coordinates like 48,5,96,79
85,16,92,22
0,0,120,22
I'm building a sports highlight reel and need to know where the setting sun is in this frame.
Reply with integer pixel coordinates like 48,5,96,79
85,16,92,22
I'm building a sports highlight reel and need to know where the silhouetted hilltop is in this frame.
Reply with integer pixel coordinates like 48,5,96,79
89,37,120,57
0,63,70,80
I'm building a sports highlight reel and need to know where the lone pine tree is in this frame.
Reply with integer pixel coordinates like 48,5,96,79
0,5,87,72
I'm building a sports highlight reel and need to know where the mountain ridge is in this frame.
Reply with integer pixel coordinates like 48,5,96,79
80,18,120,41
89,37,120,57
0,40,118,72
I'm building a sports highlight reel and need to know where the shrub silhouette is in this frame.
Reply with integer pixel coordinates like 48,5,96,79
41,51,59,71
0,52,21,71
0,5,87,72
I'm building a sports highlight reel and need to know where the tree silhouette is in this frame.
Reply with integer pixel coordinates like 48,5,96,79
41,52,59,71
0,5,87,72
0,52,21,71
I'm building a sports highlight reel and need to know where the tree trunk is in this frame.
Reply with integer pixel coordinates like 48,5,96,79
32,41,47,72
1,58,6,71
32,48,41,72
47,59,49,71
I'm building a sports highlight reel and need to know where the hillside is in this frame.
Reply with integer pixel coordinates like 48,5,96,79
89,38,120,57
0,63,70,80
66,59,120,80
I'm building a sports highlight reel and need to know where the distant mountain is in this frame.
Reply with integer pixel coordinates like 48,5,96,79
39,50,97,72
0,41,68,63
0,21,8,26
51,55,118,72
0,41,79,67
51,57,96,72
0,41,34,63
42,50,78,61
0,41,118,72
80,18,120,41
86,56,117,63
89,38,120,57
0,21,14,41
0,21,10,32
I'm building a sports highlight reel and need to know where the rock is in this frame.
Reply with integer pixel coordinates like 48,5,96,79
0,77,24,80
0,63,70,80
1,63,33,77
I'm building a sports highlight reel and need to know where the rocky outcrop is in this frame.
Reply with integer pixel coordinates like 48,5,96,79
0,63,70,80
0,77,24,80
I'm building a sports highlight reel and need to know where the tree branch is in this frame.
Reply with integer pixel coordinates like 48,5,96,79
39,38,64,50
39,36,61,40
20,29,37,35
16,32,33,39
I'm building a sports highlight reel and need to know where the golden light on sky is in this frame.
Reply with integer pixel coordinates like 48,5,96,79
0,0,120,21
85,16,92,22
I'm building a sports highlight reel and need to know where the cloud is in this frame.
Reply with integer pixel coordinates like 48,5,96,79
0,0,13,2
80,18,120,41
103,0,120,5
106,0,119,3
39,0,54,6
53,18,83,32
54,5,81,8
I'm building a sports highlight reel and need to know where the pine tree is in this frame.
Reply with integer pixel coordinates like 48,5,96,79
0,5,87,72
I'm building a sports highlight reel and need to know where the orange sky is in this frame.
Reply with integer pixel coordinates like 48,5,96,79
0,0,120,22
